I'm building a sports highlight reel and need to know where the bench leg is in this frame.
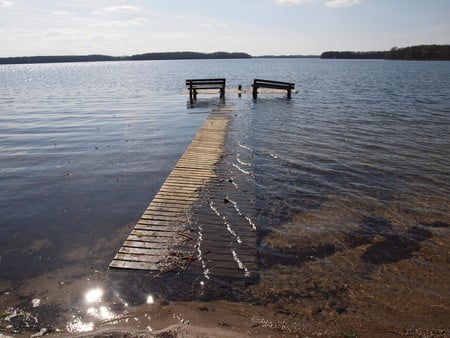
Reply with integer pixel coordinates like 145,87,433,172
220,87,225,99
193,89,197,100
189,84,194,103
252,85,258,99
287,88,291,99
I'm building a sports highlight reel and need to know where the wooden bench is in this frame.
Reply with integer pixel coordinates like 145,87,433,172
252,79,295,99
186,78,226,102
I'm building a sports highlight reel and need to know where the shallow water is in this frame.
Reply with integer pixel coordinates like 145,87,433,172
0,59,449,335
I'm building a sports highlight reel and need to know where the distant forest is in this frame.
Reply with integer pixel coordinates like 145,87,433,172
0,51,251,65
321,45,450,60
255,55,319,59
1,45,449,65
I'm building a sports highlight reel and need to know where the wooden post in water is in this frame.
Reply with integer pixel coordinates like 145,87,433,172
252,85,258,99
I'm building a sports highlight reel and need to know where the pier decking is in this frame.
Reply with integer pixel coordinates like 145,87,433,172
110,109,257,279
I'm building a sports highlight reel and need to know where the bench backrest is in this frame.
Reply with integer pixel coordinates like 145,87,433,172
186,78,226,86
253,78,295,88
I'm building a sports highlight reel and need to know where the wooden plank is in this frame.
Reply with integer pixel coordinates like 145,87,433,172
123,240,170,249
131,229,180,237
146,201,192,209
134,225,196,236
138,214,186,222
126,234,181,243
119,247,169,256
151,197,198,205
109,260,159,270
156,185,202,192
136,219,186,227
142,207,186,215
145,204,188,213
153,193,199,201
160,182,205,190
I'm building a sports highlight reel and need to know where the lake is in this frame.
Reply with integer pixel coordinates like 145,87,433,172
0,59,449,336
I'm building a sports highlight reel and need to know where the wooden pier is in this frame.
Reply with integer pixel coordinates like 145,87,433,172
110,109,257,280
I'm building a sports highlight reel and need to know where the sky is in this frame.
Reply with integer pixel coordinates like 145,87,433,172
0,0,449,57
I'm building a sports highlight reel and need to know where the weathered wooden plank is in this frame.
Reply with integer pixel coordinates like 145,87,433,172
109,260,159,270
164,175,212,182
136,217,184,229
119,246,169,256
151,193,198,201
155,186,202,193
166,173,215,180
114,253,162,263
131,229,180,238
145,205,188,213
141,209,188,218
123,240,170,249
150,197,198,206
134,225,196,236
126,234,180,243
149,197,195,205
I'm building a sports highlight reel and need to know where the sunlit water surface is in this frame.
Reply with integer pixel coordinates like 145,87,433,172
0,59,449,335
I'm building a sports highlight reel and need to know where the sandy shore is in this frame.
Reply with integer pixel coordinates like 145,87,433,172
3,295,449,338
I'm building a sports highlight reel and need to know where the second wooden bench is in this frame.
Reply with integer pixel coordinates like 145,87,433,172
252,79,295,99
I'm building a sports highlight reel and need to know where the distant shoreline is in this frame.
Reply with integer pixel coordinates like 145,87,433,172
0,52,321,65
1,45,449,65
320,44,450,61
0,51,252,65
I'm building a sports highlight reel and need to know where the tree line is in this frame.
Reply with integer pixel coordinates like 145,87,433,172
321,45,450,60
0,51,251,65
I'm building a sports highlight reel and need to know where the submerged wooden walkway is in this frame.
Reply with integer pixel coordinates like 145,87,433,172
110,109,257,279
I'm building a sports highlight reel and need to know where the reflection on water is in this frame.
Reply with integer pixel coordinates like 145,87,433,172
66,287,120,333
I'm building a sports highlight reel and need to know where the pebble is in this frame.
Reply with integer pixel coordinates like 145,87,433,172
30,328,47,338
0,334,14,338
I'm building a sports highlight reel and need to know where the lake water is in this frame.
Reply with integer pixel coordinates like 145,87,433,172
0,59,449,336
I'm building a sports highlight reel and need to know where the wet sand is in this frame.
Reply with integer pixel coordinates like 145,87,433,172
1,208,449,338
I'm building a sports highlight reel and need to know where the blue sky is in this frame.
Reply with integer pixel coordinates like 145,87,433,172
0,0,449,57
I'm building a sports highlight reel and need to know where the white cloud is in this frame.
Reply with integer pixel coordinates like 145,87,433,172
156,32,191,40
90,17,149,28
0,0,14,7
104,5,139,13
325,0,360,8
201,23,229,29
275,0,315,5
51,11,73,16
